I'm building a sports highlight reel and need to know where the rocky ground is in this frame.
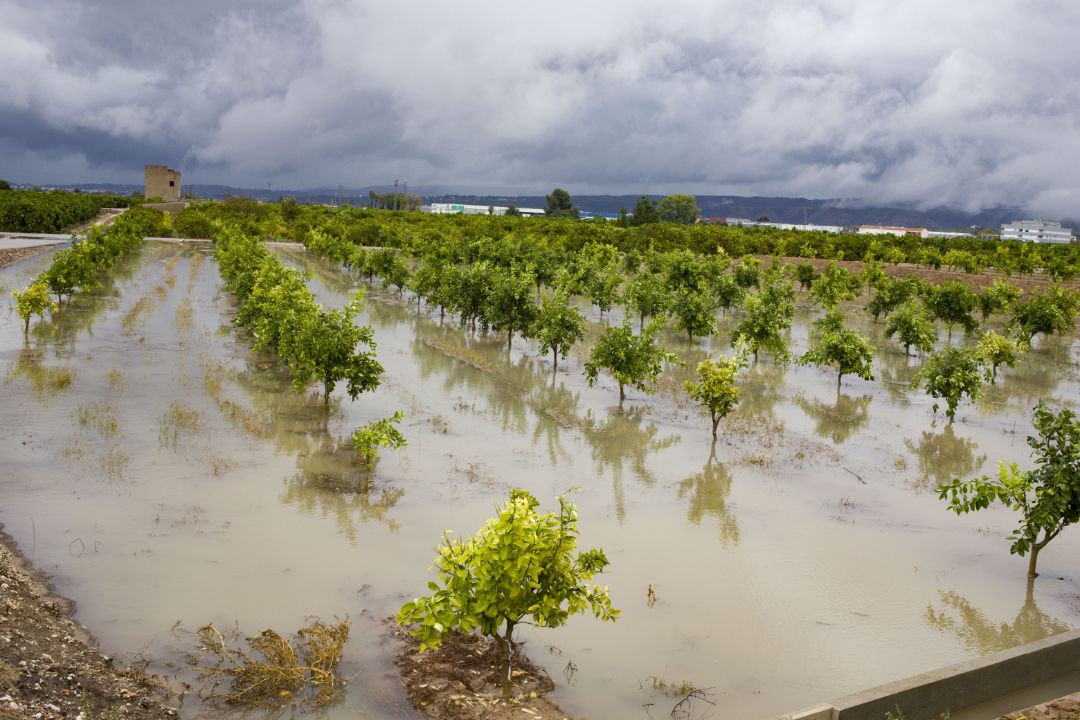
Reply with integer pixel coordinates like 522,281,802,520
0,526,178,719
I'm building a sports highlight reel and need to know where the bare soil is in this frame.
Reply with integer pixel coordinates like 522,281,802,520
392,622,575,720
0,525,177,719
1001,693,1080,720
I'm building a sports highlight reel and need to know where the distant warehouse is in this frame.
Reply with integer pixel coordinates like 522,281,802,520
857,225,971,239
427,202,545,217
1000,219,1075,244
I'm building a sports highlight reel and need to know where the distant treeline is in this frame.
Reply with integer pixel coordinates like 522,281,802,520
0,190,141,233
172,197,1080,280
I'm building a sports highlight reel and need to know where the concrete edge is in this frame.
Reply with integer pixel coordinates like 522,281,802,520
780,629,1080,720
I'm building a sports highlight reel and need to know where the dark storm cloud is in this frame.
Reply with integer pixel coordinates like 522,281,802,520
2,0,1080,215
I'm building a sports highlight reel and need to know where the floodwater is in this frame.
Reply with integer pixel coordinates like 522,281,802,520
1,242,1079,719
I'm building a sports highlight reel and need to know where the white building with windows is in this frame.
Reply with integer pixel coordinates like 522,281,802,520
427,202,545,217
1000,219,1075,244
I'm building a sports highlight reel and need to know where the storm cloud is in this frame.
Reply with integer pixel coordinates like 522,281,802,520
2,0,1079,215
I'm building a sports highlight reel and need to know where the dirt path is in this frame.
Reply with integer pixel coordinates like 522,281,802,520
0,526,178,719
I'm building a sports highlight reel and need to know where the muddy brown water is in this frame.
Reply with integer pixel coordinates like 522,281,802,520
1,242,1078,719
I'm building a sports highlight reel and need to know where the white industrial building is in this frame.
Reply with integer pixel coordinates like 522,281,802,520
427,202,546,217
720,218,844,233
857,225,971,239
1000,219,1075,244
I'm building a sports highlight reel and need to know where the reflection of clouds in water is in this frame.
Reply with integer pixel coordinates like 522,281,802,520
795,392,871,446
904,426,986,490
677,457,739,546
925,588,1071,655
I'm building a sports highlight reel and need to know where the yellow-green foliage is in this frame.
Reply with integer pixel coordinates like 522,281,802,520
685,343,750,438
11,280,56,333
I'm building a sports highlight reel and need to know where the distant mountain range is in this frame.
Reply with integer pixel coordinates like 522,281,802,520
26,182,1067,232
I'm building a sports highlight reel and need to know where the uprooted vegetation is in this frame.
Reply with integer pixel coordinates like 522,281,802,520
192,618,350,709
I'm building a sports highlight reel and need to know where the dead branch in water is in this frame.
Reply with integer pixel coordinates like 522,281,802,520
194,617,349,709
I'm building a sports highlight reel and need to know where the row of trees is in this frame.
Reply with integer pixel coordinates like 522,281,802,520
0,189,139,233
172,199,1080,281
213,224,384,405
11,206,168,333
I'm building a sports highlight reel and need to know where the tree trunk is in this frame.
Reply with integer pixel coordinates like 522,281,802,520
710,413,720,439
837,371,842,391
992,365,998,382
618,383,625,406
640,313,645,332
323,383,331,406
1028,543,1042,579
495,620,516,699
23,317,29,334
552,348,558,374
507,329,513,351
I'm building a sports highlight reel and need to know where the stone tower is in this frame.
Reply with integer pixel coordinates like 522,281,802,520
144,165,181,202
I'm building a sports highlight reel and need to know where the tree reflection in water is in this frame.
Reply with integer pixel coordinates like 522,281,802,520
795,392,872,445
904,425,986,490
580,408,680,523
677,455,739,546
925,585,1070,655
282,436,404,543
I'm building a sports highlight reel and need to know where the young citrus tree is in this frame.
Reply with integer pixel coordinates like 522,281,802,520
685,343,751,439
799,313,876,390
353,411,407,468
11,280,56,334
486,268,539,350
534,289,585,373
911,347,988,423
939,402,1080,579
730,286,793,364
809,260,862,309
671,288,718,342
584,319,680,404
625,272,670,331
282,294,383,404
924,280,979,342
398,489,618,698
884,301,936,356
976,330,1023,383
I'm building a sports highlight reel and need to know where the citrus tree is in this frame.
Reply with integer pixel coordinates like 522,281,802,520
809,260,862,309
353,411,407,468
534,289,585,373
939,402,1080,579
924,280,979,342
976,330,1023,383
11,280,56,334
486,268,539,350
685,343,750,439
911,347,988,423
282,294,383,404
398,489,618,698
799,313,875,389
584,319,680,404
625,272,670,331
731,283,794,364
1010,286,1080,344
884,301,936,356
671,288,718,342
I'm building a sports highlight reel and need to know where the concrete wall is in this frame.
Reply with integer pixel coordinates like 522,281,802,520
781,630,1080,720
142,201,190,214
144,165,181,202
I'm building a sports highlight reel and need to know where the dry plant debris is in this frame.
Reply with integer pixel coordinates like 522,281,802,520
194,618,349,709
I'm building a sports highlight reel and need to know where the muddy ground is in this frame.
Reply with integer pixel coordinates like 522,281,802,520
0,526,177,720
1002,692,1080,720
392,622,575,720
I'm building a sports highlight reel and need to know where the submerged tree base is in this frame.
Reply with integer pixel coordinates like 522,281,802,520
392,622,572,720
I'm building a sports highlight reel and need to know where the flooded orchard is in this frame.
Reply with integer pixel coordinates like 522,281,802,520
1,241,1079,719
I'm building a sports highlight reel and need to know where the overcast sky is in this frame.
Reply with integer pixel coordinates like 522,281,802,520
2,0,1079,214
